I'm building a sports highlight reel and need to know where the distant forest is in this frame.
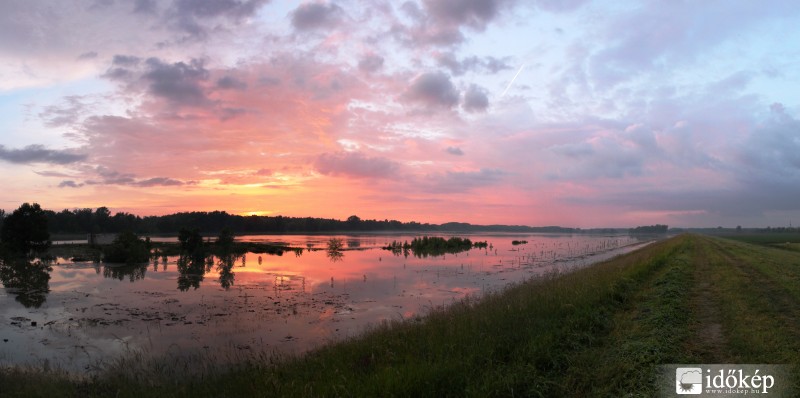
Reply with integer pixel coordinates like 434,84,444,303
628,224,669,234
3,206,582,236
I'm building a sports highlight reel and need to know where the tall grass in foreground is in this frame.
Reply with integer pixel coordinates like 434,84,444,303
3,234,799,397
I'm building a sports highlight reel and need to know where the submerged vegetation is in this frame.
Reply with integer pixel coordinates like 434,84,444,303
102,231,151,264
325,237,345,262
383,236,489,257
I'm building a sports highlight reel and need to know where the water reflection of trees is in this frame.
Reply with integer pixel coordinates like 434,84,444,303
177,253,244,291
346,239,360,249
216,254,236,290
326,238,344,263
103,263,147,282
326,250,344,262
177,228,211,291
177,254,210,291
0,255,52,308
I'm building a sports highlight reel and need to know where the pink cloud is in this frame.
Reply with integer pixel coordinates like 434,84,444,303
291,2,345,31
4,1,800,229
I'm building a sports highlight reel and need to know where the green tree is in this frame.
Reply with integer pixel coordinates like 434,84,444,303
0,203,51,254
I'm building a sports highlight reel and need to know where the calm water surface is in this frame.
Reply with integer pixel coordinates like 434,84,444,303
0,233,650,372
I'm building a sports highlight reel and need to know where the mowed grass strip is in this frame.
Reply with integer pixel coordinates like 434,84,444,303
693,236,800,390
3,234,799,397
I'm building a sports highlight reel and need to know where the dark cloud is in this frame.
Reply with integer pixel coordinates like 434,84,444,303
566,173,800,225
291,2,344,31
445,146,464,156
104,67,135,81
87,167,137,185
405,71,459,109
35,170,74,178
168,0,269,39
0,145,87,165
358,54,384,73
390,2,464,47
112,54,142,66
82,167,190,187
89,0,115,11
133,0,157,14
737,105,800,181
423,0,510,30
103,55,142,81
462,84,489,113
314,151,399,179
390,0,517,47
174,0,266,19
87,177,135,185
216,75,248,90
77,51,98,60
104,56,246,111
436,52,511,76
58,180,84,188
133,177,186,187
142,57,210,106
405,26,465,47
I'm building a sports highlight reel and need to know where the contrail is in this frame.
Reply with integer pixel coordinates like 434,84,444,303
501,64,526,97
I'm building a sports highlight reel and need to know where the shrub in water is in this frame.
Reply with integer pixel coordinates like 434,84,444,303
103,231,151,264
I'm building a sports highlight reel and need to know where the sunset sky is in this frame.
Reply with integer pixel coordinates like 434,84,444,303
1,0,799,228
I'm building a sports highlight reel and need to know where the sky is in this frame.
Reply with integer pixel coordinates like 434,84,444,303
1,0,799,228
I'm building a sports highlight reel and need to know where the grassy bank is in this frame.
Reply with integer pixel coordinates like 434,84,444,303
2,234,799,396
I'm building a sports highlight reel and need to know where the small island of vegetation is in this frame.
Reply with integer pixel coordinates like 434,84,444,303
383,236,489,258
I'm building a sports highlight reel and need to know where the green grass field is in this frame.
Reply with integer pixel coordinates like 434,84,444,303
2,234,799,397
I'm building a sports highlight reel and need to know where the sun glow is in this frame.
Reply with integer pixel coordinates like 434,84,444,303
242,211,273,216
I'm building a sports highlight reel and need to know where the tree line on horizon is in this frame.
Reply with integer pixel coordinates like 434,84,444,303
0,205,580,236
628,224,669,234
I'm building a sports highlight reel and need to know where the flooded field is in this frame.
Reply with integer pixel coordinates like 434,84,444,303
0,233,651,372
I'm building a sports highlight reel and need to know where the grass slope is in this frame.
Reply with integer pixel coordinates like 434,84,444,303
2,234,799,397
